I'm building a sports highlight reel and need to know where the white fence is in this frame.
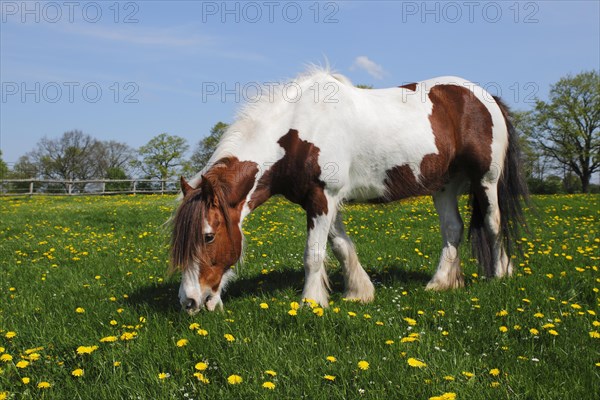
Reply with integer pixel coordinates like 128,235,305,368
0,179,180,196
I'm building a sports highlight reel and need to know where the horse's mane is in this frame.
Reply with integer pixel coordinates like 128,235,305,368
170,165,234,273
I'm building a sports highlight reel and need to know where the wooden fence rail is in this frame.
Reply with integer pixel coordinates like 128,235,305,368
0,179,180,196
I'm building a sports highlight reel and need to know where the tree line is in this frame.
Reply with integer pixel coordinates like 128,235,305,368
0,71,598,193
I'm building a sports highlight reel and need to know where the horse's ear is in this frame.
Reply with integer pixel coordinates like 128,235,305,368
180,176,194,196
199,175,215,203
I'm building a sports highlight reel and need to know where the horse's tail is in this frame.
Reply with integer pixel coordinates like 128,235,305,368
469,96,529,277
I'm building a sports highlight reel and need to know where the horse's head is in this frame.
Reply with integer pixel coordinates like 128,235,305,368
171,176,243,314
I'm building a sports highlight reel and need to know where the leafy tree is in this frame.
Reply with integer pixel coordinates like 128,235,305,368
0,150,8,180
25,130,104,192
96,140,135,177
134,133,189,181
530,71,599,193
189,122,229,172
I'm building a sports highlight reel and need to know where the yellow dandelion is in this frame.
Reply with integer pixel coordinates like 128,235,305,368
265,370,277,376
37,381,51,389
407,358,427,368
197,329,209,336
113,361,121,367
489,368,500,377
71,368,84,377
176,339,189,347
288,309,298,316
548,329,559,336
462,371,475,378
227,374,243,384
4,332,16,339
357,360,370,370
403,317,417,326
533,312,544,318
290,301,300,310
348,311,357,317
0,392,8,400
100,336,118,343
194,372,210,384
76,345,98,355
189,323,200,330
313,307,324,317
385,340,394,345
443,375,455,381
0,354,13,362
323,374,336,381
158,372,170,380
262,381,276,390
224,333,235,342
22,377,31,384
499,326,508,333
195,362,208,371
15,360,29,369
75,307,85,314
326,356,337,363
259,302,269,309
589,331,600,339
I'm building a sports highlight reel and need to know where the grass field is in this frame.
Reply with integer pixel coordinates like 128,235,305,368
0,194,598,399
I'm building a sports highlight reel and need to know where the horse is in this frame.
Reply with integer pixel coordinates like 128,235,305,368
170,68,527,314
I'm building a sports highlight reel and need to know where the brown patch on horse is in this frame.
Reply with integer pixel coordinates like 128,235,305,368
382,84,494,200
249,129,328,230
400,82,418,91
170,157,259,273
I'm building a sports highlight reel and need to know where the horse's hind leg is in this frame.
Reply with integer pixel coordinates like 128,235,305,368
328,212,375,302
477,179,512,278
426,180,466,290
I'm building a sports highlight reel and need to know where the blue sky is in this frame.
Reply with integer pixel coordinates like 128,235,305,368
1,0,599,164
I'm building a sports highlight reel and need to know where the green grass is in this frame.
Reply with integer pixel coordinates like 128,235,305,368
0,194,598,399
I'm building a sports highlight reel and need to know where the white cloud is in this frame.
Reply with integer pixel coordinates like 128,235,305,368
351,56,385,79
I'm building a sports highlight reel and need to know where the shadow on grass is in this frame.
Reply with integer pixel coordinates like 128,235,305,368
127,264,431,314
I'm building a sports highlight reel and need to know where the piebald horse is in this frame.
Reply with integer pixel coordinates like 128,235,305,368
171,68,527,314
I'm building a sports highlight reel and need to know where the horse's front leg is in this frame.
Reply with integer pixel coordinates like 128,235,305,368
302,199,336,308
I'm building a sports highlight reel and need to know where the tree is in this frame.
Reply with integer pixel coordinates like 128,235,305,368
530,71,600,193
96,140,135,178
29,130,104,188
134,133,189,181
0,150,8,180
189,122,228,172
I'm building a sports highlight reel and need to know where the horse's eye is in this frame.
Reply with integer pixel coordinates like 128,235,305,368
204,233,215,244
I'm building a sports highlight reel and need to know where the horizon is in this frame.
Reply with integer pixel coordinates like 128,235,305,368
1,0,599,165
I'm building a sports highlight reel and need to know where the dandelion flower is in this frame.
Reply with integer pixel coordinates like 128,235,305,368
548,329,559,336
158,372,170,380
100,336,118,343
499,326,508,333
259,302,269,309
224,334,235,342
176,339,188,347
189,323,200,330
15,360,29,369
262,381,276,390
72,368,84,377
265,370,277,376
75,307,85,314
589,331,600,339
403,317,417,326
194,372,210,384
4,332,16,339
288,309,298,316
407,358,427,368
430,393,457,400
385,340,394,345
290,302,300,310
323,374,336,381
489,368,500,377
462,371,474,378
313,307,324,317
529,328,539,336
0,354,13,362
76,345,98,355
195,362,208,371
37,381,51,389
357,360,370,370
227,374,243,384
197,329,209,336
326,356,337,363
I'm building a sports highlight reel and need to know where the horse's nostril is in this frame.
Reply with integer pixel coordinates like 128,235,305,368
184,298,197,311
